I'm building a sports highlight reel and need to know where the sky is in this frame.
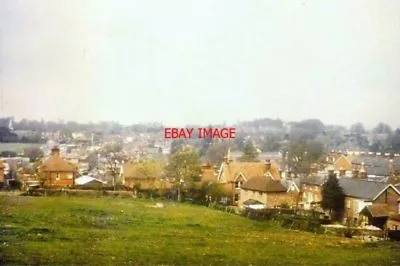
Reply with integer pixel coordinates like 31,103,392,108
0,0,400,128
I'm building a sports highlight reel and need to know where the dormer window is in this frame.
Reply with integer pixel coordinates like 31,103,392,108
235,181,242,189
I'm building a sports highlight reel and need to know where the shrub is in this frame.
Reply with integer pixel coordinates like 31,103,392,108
8,180,23,190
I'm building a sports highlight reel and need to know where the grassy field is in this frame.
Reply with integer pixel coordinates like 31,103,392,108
0,195,399,266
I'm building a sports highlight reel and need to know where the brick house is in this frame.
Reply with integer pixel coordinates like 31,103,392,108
299,174,326,210
238,175,299,209
39,147,78,188
216,152,281,205
339,178,400,225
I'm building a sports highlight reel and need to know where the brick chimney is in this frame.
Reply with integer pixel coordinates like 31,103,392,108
359,162,367,179
265,159,271,172
51,147,60,156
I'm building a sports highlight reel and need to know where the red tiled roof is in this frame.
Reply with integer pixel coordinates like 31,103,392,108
241,176,287,193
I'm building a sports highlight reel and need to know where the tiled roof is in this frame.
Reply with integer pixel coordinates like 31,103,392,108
40,154,77,172
352,156,388,167
362,204,389,218
367,166,390,177
243,199,264,205
218,160,280,183
241,176,287,193
338,178,389,200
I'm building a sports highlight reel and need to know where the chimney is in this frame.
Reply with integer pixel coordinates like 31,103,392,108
359,162,367,179
265,159,271,172
51,147,60,156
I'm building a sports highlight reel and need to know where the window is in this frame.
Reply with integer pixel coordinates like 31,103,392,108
234,194,239,201
56,173,61,180
235,181,242,189
346,201,351,209
67,174,73,179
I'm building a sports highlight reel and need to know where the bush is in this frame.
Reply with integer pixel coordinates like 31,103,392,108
8,180,23,190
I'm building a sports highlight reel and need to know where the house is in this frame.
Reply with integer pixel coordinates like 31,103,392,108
217,151,281,205
238,174,299,209
351,155,391,180
339,178,400,225
332,155,354,177
299,174,326,210
39,147,79,188
75,175,107,189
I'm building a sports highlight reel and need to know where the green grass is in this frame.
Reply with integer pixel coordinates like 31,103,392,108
0,195,399,265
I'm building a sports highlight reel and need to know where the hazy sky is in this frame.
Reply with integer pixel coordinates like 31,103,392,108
0,0,399,128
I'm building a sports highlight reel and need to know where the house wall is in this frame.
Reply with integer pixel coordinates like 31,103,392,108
239,189,267,208
301,184,322,210
387,219,400,230
267,192,298,208
239,189,298,208
43,172,74,187
373,187,399,214
344,197,372,221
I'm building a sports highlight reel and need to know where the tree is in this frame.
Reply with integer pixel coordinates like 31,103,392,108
240,140,259,162
388,129,400,153
321,172,345,220
205,141,230,165
170,139,186,154
135,160,164,198
206,182,229,203
104,153,126,190
262,134,282,152
102,141,123,154
349,122,369,148
23,146,44,162
87,152,99,171
199,125,213,156
284,140,324,174
165,147,202,201
372,123,392,135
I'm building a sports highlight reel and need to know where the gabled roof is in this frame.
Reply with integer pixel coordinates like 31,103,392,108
218,160,280,183
243,199,264,206
352,156,388,167
241,176,287,193
338,178,394,200
333,155,353,171
40,154,77,173
75,175,106,185
361,204,389,218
